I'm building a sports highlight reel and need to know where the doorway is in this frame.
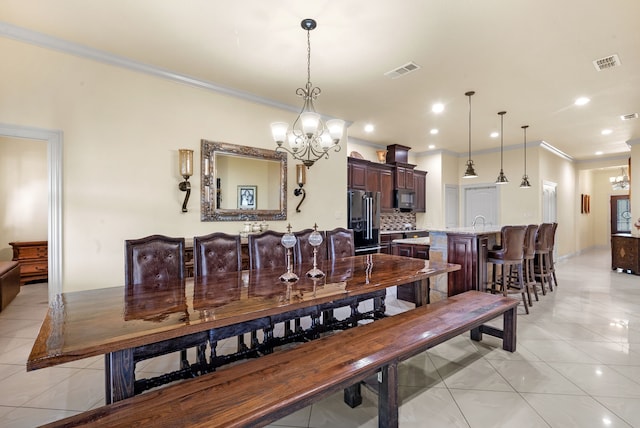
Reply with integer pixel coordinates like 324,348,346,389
0,123,62,302
610,195,631,234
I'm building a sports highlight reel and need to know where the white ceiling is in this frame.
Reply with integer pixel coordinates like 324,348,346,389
2,0,639,161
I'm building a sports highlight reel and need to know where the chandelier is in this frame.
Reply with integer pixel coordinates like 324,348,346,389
610,167,630,190
271,19,345,168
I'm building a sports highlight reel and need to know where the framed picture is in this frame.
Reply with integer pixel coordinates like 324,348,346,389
238,185,257,210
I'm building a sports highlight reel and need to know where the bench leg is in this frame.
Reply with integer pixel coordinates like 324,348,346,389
503,306,517,352
378,364,399,428
344,383,362,408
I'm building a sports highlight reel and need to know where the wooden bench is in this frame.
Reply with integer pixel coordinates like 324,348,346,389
41,291,518,428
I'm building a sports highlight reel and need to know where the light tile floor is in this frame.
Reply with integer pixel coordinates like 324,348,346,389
1,247,640,427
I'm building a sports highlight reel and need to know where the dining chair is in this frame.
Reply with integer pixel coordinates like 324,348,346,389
125,234,206,371
326,227,355,259
487,225,529,314
325,227,386,327
294,228,328,267
247,230,287,270
193,232,262,364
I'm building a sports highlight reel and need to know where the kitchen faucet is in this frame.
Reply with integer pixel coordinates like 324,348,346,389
472,215,486,228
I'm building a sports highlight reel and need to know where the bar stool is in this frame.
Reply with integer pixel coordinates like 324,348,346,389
548,222,559,289
522,224,539,304
487,225,529,314
534,223,553,294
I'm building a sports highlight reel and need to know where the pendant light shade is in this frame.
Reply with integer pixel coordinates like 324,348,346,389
463,91,478,178
495,111,508,184
520,125,532,188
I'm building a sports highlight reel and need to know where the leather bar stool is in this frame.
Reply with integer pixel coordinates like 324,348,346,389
548,222,559,289
487,225,529,314
534,223,554,294
522,224,539,304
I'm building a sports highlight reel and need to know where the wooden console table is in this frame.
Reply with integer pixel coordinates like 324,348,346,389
9,240,48,285
611,233,640,274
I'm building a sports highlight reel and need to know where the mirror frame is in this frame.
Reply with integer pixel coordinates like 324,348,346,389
200,139,287,221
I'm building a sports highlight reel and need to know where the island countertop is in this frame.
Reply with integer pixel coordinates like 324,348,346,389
427,226,502,235
391,237,431,245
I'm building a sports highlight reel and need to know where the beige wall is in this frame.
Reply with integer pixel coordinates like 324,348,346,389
0,137,48,261
0,38,346,292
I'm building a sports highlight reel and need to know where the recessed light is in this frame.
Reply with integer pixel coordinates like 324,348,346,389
364,124,374,133
595,151,603,155
428,144,435,149
575,97,590,106
432,103,444,114
430,129,439,135
490,132,499,138
601,129,612,135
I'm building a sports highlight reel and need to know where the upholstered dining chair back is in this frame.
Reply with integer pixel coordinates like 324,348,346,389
125,234,185,286
326,228,355,260
194,232,242,276
294,228,328,266
248,230,287,270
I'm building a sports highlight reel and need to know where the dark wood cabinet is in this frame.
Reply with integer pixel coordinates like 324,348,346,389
392,242,430,303
380,233,402,254
446,232,496,296
611,234,640,274
9,241,48,285
394,164,415,190
348,158,367,190
379,167,394,211
413,169,427,212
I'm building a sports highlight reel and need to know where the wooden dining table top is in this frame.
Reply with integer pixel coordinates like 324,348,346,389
27,254,460,371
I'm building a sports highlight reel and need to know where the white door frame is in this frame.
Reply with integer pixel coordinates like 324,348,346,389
0,123,63,302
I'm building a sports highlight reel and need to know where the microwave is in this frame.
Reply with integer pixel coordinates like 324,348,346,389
394,189,415,211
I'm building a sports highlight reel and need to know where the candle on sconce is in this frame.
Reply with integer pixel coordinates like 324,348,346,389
296,164,306,186
179,149,193,178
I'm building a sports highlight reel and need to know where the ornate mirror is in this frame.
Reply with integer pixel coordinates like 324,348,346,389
201,140,287,221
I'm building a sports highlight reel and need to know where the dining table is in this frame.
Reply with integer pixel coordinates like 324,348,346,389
27,253,460,404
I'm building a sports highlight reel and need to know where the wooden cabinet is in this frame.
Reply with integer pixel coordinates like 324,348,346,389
9,241,48,285
394,164,415,190
348,158,394,211
413,169,427,213
392,242,430,303
380,233,402,254
611,234,640,274
446,232,497,296
348,158,367,190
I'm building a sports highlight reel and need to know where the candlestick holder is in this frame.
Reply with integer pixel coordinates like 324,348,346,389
280,224,299,282
306,223,325,278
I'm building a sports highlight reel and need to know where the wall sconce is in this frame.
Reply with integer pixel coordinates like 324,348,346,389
294,164,306,213
178,149,193,212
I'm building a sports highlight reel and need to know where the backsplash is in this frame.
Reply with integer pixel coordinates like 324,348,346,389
380,211,416,231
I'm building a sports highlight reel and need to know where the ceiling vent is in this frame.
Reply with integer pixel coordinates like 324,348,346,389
384,62,421,79
593,54,621,71
620,113,638,121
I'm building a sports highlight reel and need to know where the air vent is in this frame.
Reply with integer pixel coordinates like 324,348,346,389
620,113,638,121
593,54,621,71
384,62,421,79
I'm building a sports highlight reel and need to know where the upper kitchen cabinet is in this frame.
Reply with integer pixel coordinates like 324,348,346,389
348,157,367,190
413,169,427,212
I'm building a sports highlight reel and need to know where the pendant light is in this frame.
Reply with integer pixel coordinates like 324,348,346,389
520,125,532,188
463,91,478,178
495,111,508,184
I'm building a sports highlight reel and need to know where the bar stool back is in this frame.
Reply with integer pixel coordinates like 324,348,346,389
523,224,539,302
534,223,554,293
487,225,529,314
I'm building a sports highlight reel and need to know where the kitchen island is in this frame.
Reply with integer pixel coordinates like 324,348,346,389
428,227,501,296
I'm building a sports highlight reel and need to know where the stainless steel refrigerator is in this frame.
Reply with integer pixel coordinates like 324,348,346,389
348,190,381,254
